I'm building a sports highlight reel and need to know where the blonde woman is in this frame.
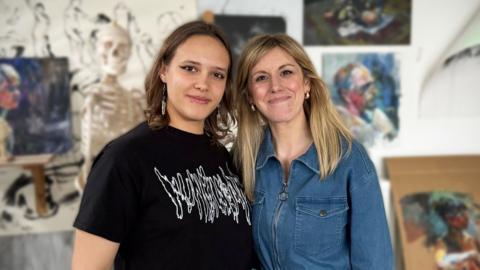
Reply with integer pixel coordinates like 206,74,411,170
233,34,393,269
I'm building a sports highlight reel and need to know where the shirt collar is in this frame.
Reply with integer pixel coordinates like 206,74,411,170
296,143,320,174
256,127,276,170
256,127,320,174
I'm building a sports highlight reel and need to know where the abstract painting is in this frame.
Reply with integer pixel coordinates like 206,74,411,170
322,53,400,146
387,156,480,270
304,0,411,45
0,57,72,155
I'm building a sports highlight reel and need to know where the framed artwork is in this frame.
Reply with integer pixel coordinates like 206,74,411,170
0,57,72,155
386,156,480,270
322,53,400,147
213,15,286,62
304,0,411,45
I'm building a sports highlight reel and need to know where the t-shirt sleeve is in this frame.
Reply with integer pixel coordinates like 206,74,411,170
73,144,140,243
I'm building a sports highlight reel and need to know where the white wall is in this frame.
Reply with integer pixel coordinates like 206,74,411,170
306,0,480,177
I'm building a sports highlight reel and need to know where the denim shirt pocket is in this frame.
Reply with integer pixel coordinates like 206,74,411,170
252,190,265,251
294,197,349,258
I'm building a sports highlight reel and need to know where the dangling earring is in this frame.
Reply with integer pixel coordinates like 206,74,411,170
305,91,310,100
216,105,221,119
250,103,256,112
161,84,167,116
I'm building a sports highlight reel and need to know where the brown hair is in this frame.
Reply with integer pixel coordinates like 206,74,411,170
144,20,234,142
233,34,352,200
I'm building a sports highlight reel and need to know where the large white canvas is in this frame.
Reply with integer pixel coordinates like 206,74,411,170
419,7,480,117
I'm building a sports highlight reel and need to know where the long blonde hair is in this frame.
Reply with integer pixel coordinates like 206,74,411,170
233,34,352,201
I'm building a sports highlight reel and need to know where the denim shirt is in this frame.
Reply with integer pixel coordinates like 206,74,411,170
252,129,394,270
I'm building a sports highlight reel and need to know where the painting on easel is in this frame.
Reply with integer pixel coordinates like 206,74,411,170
0,57,72,156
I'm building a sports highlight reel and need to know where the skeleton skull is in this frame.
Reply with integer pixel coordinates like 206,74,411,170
96,23,132,76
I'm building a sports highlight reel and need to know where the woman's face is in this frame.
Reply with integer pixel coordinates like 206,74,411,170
160,35,229,131
248,47,310,125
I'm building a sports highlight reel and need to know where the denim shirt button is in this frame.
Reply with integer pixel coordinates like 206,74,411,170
319,210,327,217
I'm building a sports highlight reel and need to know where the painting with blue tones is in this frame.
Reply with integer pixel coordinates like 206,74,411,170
323,53,400,146
0,58,72,155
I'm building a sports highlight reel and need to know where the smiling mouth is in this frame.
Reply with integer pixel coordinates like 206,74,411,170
187,95,211,104
268,96,291,104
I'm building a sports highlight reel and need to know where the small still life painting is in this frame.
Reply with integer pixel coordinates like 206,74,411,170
304,0,411,45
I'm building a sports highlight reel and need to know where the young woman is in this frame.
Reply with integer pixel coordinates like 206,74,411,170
72,21,254,270
233,34,393,269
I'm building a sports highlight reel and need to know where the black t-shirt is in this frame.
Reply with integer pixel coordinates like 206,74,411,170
74,122,255,270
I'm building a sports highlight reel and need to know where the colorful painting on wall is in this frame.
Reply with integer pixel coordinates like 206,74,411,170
322,53,400,147
304,0,411,45
387,156,480,270
0,57,72,155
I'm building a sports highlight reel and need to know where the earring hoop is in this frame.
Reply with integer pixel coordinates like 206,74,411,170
250,103,256,112
216,105,221,119
161,84,167,116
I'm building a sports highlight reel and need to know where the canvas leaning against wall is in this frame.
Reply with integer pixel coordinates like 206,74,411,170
386,156,480,270
0,58,72,156
304,0,411,45
322,53,400,147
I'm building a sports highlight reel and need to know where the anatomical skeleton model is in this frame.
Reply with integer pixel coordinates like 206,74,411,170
77,23,144,189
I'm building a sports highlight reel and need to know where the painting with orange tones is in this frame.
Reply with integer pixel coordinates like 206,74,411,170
386,156,480,270
400,192,480,269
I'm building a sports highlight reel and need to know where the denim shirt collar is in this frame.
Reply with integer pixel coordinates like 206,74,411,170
256,127,320,174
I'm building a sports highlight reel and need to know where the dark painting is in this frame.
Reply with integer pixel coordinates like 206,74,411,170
214,15,287,62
